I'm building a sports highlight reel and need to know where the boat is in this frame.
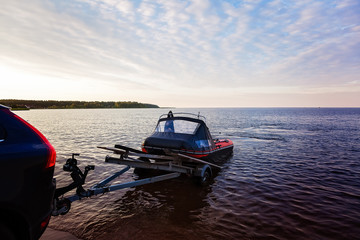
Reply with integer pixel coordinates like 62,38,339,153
52,112,234,215
142,111,233,162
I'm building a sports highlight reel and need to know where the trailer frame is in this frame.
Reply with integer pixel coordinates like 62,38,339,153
52,145,220,216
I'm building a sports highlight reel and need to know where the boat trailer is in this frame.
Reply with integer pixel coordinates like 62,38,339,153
52,145,221,216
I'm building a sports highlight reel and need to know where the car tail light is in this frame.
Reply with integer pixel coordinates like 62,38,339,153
40,214,51,231
12,113,57,168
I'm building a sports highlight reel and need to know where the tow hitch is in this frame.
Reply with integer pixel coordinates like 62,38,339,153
52,153,94,216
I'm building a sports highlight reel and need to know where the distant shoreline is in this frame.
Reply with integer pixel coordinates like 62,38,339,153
0,99,160,109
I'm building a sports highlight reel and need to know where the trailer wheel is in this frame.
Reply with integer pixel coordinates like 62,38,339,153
197,167,212,186
56,198,71,215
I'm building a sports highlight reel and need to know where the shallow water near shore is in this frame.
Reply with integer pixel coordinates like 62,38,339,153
17,108,360,240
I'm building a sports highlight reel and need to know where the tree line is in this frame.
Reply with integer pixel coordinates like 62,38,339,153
0,99,159,109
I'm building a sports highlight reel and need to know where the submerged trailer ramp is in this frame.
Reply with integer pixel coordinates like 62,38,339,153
52,145,220,216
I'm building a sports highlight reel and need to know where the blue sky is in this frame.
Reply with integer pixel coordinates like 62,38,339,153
1,0,359,107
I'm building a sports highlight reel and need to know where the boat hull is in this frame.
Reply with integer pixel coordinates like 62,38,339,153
182,139,234,162
143,139,233,163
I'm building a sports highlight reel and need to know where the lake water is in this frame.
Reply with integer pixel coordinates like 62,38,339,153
16,108,360,240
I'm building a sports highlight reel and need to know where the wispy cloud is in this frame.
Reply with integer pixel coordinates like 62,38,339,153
1,0,359,106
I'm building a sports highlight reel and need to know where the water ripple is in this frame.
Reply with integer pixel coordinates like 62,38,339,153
15,108,360,240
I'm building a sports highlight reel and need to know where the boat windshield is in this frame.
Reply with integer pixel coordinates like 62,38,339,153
156,119,200,134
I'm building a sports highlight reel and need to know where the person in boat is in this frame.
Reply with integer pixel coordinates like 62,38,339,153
164,111,175,132
164,120,174,132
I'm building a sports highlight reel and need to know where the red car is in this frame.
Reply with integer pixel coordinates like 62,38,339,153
0,105,56,240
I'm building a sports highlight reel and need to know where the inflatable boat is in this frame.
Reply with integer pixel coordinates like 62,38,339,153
142,111,233,161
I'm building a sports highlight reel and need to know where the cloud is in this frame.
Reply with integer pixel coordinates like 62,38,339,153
1,0,359,106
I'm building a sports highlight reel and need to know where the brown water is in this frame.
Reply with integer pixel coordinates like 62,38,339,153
17,108,360,240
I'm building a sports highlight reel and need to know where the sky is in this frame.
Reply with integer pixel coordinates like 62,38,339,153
0,0,359,107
